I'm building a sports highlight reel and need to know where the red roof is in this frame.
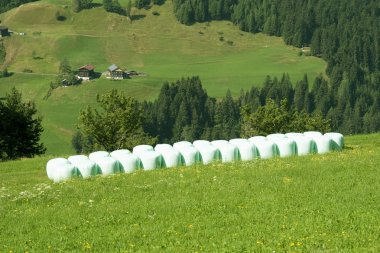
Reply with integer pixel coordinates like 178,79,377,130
79,64,94,71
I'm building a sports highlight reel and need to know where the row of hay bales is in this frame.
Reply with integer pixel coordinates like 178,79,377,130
46,132,344,182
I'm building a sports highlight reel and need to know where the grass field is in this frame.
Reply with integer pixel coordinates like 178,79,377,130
0,134,379,252
0,1,326,154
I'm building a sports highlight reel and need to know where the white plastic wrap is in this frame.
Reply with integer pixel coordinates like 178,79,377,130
313,135,333,154
173,145,200,166
173,141,193,150
229,139,256,161
136,151,162,171
272,138,296,157
266,133,287,140
196,144,220,165
114,153,140,173
324,132,344,150
71,159,98,178
132,145,154,155
303,131,323,138
211,142,238,163
248,139,275,159
89,151,110,161
285,132,305,139
46,158,77,183
289,136,315,156
110,149,131,159
67,155,89,164
94,156,119,175
155,148,181,168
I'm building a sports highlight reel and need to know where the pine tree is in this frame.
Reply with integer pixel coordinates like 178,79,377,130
0,88,46,160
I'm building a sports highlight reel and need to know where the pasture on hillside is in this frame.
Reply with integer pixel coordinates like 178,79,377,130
0,0,325,154
0,134,379,252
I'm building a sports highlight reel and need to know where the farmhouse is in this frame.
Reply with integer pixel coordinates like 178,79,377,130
0,26,9,37
107,64,126,79
77,64,95,80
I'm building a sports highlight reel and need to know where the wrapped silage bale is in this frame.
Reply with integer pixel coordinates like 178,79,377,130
248,138,275,159
173,145,200,166
154,147,181,168
173,141,193,150
70,159,98,178
248,136,267,142
272,138,296,158
193,140,211,147
211,140,230,146
93,156,120,176
136,151,163,171
288,135,315,156
110,151,140,173
110,149,131,158
68,155,89,164
211,141,238,163
195,144,220,165
266,133,287,140
46,158,77,183
229,139,257,161
324,132,344,151
285,132,305,139
303,131,323,138
155,144,174,151
133,145,154,155
89,151,110,161
313,135,333,154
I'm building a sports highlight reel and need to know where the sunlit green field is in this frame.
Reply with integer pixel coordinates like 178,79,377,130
0,134,379,252
0,0,326,154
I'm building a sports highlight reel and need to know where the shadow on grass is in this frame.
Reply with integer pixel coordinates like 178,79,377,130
131,15,146,21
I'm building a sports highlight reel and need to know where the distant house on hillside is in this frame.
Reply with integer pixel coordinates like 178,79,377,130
107,64,127,79
77,64,95,80
0,26,9,37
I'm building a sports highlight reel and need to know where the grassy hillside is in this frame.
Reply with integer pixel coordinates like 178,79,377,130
0,134,379,252
0,0,326,154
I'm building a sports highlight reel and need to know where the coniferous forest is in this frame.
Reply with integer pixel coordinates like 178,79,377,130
172,0,380,135
0,0,37,13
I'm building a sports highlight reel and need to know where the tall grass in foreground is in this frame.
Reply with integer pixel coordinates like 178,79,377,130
0,134,379,252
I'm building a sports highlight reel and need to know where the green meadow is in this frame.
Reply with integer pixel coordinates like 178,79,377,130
0,134,379,252
0,0,326,154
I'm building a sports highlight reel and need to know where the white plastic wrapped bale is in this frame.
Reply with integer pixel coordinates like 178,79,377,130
211,140,229,146
173,145,200,166
313,135,333,154
272,138,296,158
288,136,315,156
137,151,163,171
173,141,193,150
89,151,110,161
285,132,305,139
193,140,211,147
154,147,181,168
155,144,174,151
110,149,131,159
112,153,140,173
68,155,89,164
229,139,257,161
266,133,287,140
46,158,77,183
211,142,238,163
196,144,220,165
93,156,120,176
133,145,154,155
71,159,98,178
303,131,323,138
248,136,267,142
248,139,275,159
324,132,344,151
